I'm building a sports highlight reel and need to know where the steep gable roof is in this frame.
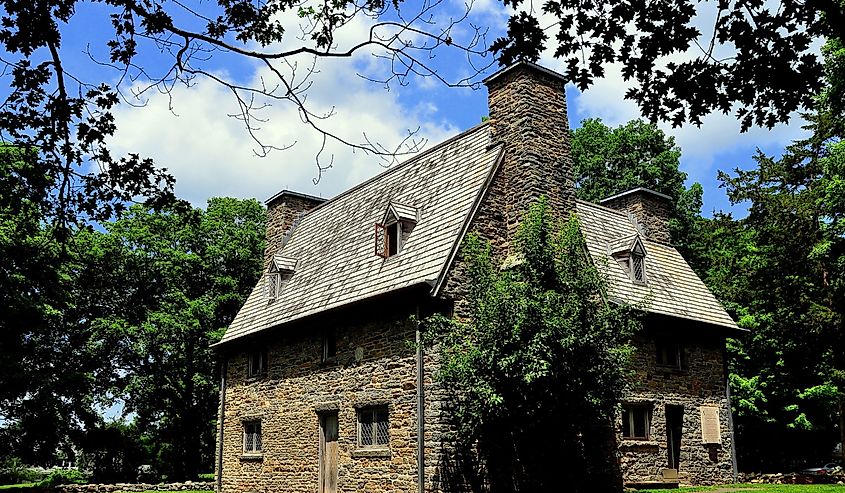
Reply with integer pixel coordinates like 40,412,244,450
577,200,738,329
218,123,503,345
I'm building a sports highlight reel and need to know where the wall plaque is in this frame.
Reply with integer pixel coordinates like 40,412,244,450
700,405,721,444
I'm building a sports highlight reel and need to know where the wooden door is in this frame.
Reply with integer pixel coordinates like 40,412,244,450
320,412,338,493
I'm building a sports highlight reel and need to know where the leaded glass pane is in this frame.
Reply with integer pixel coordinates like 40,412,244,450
360,412,373,446
632,254,644,282
375,413,389,445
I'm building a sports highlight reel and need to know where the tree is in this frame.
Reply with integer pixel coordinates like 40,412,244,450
695,39,845,469
570,118,704,260
0,145,103,464
423,199,640,492
0,0,492,232
0,196,265,476
88,197,266,479
492,0,844,131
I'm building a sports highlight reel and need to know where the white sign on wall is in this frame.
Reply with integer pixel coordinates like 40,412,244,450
700,405,722,444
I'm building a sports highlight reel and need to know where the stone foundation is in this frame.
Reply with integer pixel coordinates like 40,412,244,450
57,482,214,492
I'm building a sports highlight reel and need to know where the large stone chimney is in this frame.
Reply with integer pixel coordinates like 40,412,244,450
483,62,575,239
264,190,325,268
600,187,673,244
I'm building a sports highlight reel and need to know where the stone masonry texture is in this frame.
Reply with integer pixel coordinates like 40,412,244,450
264,192,325,269
620,333,735,485
484,63,575,245
602,191,673,244
218,296,449,493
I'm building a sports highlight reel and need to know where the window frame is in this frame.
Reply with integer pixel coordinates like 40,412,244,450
247,349,268,378
322,329,337,363
621,404,651,440
656,341,686,371
357,406,389,449
243,420,262,454
630,252,646,284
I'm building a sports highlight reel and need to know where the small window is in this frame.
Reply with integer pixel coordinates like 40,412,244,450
358,407,389,448
631,252,645,283
243,421,262,453
322,330,336,362
266,272,281,300
656,341,685,370
375,222,404,258
248,350,267,377
622,405,651,440
265,270,294,302
374,203,417,259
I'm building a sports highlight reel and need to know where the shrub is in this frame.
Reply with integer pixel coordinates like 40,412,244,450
0,457,43,485
37,469,87,487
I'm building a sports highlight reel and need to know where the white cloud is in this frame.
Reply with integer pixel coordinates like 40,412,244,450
109,58,457,206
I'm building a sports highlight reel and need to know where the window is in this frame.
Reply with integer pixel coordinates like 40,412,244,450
374,202,417,258
656,341,685,370
622,405,651,440
610,236,648,284
322,330,336,362
265,256,296,302
375,222,404,258
357,407,389,448
631,252,645,283
243,421,262,453
248,350,267,377
266,272,281,300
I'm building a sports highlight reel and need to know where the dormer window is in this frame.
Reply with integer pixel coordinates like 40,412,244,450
630,245,646,284
375,202,418,258
266,255,297,302
609,235,648,285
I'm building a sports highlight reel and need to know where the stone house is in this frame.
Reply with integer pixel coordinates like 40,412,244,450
212,61,740,492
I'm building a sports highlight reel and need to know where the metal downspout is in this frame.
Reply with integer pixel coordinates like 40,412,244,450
216,358,228,493
416,305,425,493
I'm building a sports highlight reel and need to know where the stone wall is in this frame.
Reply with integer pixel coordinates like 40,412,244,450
58,482,214,493
600,189,673,244
263,191,325,269
619,334,735,485
484,62,575,246
218,298,448,493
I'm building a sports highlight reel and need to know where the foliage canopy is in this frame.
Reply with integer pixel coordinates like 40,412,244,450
424,199,641,492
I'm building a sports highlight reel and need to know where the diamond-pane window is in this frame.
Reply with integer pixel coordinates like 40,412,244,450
631,253,645,283
358,407,389,448
243,421,262,453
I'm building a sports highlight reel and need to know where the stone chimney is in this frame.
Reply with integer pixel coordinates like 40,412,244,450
483,62,575,238
600,188,673,244
264,190,325,268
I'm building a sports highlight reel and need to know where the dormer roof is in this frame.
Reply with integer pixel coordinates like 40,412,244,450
270,255,297,273
607,234,648,258
385,202,419,224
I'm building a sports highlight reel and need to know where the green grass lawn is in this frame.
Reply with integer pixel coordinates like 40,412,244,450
640,484,845,493
0,484,36,491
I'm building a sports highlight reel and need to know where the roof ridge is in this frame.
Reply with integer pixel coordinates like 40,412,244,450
295,122,490,220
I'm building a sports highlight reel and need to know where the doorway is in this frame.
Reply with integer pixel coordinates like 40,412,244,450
320,412,338,493
666,405,683,471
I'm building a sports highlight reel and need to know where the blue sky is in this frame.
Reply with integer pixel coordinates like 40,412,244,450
13,0,814,218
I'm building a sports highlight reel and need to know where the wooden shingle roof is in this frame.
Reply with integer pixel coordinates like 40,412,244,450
218,123,503,345
577,200,738,329
217,124,738,347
